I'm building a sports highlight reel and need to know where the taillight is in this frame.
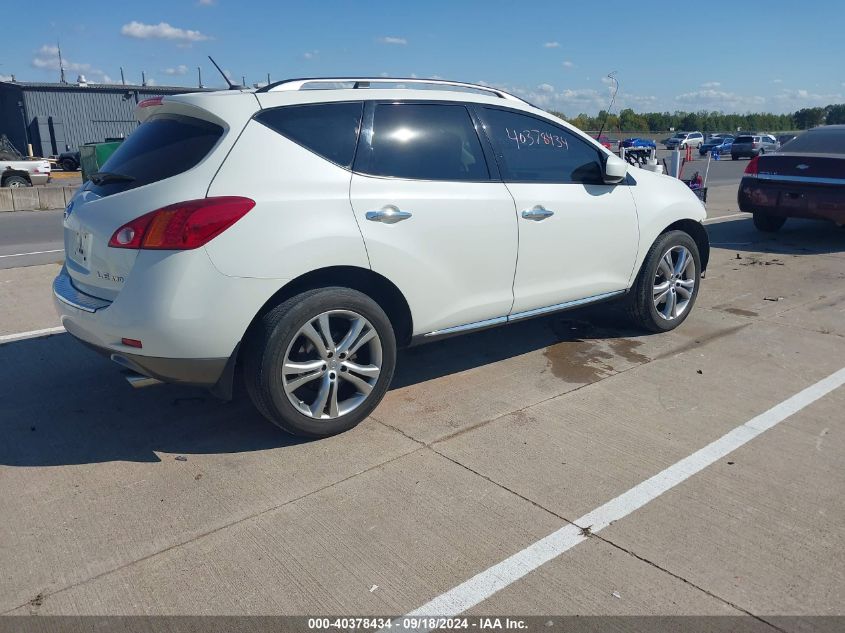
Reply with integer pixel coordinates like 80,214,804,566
108,197,255,250
138,96,163,108
744,156,760,177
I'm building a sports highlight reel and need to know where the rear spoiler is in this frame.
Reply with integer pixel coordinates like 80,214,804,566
135,96,165,123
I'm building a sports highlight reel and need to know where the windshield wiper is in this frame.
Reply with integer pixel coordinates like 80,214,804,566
89,171,135,185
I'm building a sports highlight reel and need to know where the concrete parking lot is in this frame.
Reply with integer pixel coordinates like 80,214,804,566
0,179,843,630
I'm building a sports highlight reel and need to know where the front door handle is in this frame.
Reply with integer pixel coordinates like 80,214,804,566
366,206,413,224
521,206,554,221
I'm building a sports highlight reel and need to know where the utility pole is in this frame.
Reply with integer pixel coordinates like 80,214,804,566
57,41,67,84
141,71,147,87
198,66,204,89
120,67,126,86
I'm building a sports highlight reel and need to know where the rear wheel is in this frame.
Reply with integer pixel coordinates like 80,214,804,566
3,175,30,188
626,231,701,333
752,212,786,233
61,158,77,171
243,287,396,437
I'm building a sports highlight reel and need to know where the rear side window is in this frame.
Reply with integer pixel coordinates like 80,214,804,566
780,129,845,154
479,107,604,184
85,114,223,197
357,103,489,181
255,102,363,168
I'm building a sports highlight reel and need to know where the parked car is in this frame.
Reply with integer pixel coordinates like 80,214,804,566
699,136,734,156
738,125,845,232
777,134,798,146
57,150,81,171
665,132,704,150
620,137,656,149
595,135,618,150
731,134,778,159
0,159,51,187
53,77,709,437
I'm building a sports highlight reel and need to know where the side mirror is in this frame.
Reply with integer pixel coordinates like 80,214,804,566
603,154,628,184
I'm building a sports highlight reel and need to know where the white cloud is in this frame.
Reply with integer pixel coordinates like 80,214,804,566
121,21,211,42
701,81,721,88
163,64,189,75
537,83,554,93
32,44,97,73
0,74,12,82
302,50,319,60
675,89,765,111
544,42,561,48
377,36,407,45
197,0,215,5
774,88,843,110
772,78,783,84
562,60,574,68
146,77,157,86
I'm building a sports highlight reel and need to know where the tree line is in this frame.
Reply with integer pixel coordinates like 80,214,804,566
553,104,845,133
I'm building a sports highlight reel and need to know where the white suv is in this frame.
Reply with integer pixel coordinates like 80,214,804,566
664,131,704,150
54,78,709,437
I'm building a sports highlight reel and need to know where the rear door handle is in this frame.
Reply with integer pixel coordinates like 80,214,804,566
521,206,554,221
366,206,413,224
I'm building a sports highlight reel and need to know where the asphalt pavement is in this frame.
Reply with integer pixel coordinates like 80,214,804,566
0,209,64,270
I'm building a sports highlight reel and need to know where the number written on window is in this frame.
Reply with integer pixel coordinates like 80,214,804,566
504,128,569,150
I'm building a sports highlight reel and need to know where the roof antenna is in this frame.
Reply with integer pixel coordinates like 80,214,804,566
596,71,619,141
207,56,241,90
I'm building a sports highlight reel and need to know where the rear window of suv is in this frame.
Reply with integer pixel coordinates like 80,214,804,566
734,135,755,143
255,102,364,168
85,114,223,197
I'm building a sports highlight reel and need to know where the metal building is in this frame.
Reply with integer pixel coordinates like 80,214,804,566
0,80,205,158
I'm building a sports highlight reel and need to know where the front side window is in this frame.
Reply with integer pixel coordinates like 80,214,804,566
358,103,489,181
479,107,604,184
256,102,363,168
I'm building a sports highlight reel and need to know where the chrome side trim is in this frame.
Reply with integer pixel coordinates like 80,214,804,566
53,268,112,313
508,290,626,322
423,316,508,338
756,173,845,186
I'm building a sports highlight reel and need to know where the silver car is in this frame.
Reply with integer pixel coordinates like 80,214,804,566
731,134,779,159
665,131,704,150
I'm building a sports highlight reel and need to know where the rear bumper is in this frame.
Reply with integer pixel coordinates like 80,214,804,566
30,174,50,185
53,266,232,388
738,177,845,223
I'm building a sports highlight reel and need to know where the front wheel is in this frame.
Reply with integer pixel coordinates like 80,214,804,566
626,231,701,333
3,176,30,188
243,287,396,437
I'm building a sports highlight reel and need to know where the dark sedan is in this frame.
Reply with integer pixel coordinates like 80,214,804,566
738,125,845,232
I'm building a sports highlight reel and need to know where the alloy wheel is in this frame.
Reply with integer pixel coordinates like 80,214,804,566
653,246,696,320
282,310,382,419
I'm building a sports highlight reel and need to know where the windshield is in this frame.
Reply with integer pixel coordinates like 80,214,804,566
673,133,686,138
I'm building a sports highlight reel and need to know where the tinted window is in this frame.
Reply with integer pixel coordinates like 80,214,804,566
85,114,223,197
480,107,603,184
360,103,489,181
780,128,845,154
735,135,754,143
256,102,363,168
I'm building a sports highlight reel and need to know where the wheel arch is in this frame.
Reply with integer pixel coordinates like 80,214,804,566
246,265,413,348
663,219,710,272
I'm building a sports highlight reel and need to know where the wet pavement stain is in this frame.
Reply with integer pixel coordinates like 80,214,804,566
542,318,650,383
722,307,759,317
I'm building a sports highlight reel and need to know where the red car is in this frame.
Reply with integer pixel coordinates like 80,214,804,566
595,135,617,150
738,125,845,232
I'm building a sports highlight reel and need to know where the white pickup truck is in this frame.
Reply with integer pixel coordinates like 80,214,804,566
0,159,51,187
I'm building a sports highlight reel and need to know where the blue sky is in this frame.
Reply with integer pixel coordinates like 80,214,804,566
1,0,842,115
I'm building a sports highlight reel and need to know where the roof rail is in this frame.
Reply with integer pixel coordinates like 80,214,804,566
256,76,527,103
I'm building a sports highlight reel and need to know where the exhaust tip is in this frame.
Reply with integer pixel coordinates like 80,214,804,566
123,370,162,389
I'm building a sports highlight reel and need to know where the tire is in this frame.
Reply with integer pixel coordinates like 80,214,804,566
626,230,701,333
243,287,397,437
3,175,30,188
752,212,786,233
731,155,738,160
61,158,77,172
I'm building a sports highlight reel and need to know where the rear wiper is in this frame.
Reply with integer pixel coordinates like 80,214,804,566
89,171,135,185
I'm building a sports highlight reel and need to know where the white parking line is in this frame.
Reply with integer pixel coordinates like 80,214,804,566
396,367,845,626
0,326,66,344
703,212,747,224
0,249,64,259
